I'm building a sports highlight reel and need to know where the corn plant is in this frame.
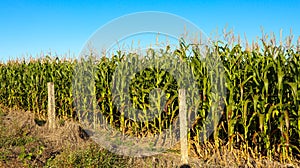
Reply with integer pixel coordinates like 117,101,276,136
0,33,299,163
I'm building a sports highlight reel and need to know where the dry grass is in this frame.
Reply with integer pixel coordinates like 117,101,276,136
0,105,299,167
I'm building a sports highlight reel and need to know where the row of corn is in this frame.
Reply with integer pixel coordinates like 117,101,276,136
0,37,299,162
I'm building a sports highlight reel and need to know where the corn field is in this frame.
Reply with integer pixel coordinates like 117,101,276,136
0,35,300,162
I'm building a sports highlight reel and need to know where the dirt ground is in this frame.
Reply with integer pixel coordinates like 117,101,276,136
0,106,299,168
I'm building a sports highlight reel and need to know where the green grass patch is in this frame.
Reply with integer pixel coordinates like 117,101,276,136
45,144,127,168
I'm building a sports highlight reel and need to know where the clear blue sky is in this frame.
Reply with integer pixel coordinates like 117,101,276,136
0,0,299,62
